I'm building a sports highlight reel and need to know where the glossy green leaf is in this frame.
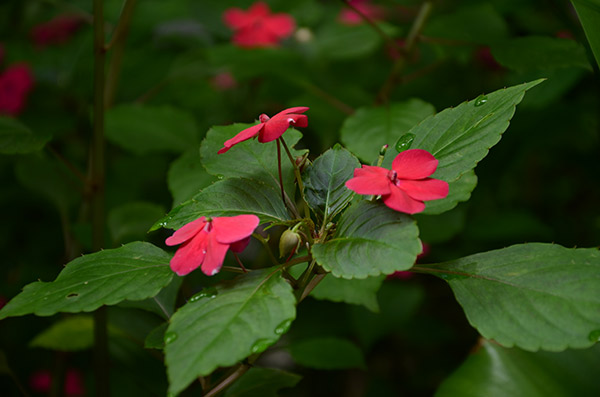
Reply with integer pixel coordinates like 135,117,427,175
422,170,477,215
288,337,366,370
421,244,600,351
105,104,198,154
303,145,360,221
491,36,591,71
397,80,544,184
312,201,421,279
0,117,49,154
168,150,217,207
145,323,169,350
223,367,302,397
165,269,296,395
152,177,290,231
0,242,173,319
108,201,165,245
200,124,305,192
340,99,436,162
571,0,600,69
311,274,385,312
436,340,600,397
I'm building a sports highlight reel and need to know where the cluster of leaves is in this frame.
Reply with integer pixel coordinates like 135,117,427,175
1,0,600,396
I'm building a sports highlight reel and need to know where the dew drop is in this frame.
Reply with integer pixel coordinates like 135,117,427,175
474,95,488,107
84,281,89,285
189,287,218,302
251,339,274,354
164,332,178,344
394,133,415,153
588,329,600,342
274,319,293,335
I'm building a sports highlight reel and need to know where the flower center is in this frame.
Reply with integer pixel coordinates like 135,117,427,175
259,114,270,123
387,169,398,183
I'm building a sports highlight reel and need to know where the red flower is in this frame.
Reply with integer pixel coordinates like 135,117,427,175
223,2,295,48
339,0,384,25
31,14,84,47
345,149,449,214
29,369,85,396
218,106,308,154
0,63,34,116
166,215,259,276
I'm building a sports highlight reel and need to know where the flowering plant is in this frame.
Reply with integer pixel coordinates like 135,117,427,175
1,1,599,396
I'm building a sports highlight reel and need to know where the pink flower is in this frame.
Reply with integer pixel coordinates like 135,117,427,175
29,369,85,396
0,63,34,116
211,71,237,91
345,149,449,214
166,215,260,276
218,106,309,154
339,0,384,25
31,14,84,47
223,2,295,48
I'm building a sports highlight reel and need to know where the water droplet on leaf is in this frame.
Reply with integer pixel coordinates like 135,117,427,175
395,133,415,153
588,329,600,342
189,287,218,302
164,332,178,344
274,319,293,335
474,95,488,107
251,339,274,354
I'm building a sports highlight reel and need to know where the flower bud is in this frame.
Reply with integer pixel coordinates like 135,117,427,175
279,229,301,258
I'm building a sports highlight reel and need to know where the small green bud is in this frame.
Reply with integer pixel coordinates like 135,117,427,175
279,229,301,258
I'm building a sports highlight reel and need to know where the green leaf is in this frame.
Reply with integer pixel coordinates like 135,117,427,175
422,170,477,215
152,177,291,231
340,99,436,162
108,201,165,245
0,242,173,319
303,145,360,221
288,337,366,370
200,124,305,192
168,150,217,207
105,104,198,154
396,80,544,184
491,36,592,71
145,323,169,350
422,243,600,351
223,367,302,397
313,23,382,59
311,274,385,312
571,0,600,69
0,117,49,154
436,340,600,397
312,201,421,279
165,269,296,395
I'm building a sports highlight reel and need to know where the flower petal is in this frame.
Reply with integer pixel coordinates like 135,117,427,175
165,217,206,246
218,122,264,154
392,149,439,179
272,107,310,117
248,1,271,18
169,231,208,276
265,14,296,38
355,165,389,177
212,214,260,244
202,232,230,276
382,185,425,214
223,8,250,29
259,116,292,142
399,178,449,201
345,173,391,195
230,236,251,253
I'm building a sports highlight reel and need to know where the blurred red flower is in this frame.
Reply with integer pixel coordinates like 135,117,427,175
223,2,295,48
339,0,384,25
0,63,34,116
218,106,308,154
166,215,259,276
30,369,85,396
31,14,84,47
346,149,448,214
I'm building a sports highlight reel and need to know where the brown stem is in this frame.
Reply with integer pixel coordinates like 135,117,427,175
204,364,250,397
279,137,310,218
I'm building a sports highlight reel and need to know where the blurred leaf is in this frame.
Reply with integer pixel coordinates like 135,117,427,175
423,244,600,351
30,315,94,351
340,99,436,162
288,337,365,370
303,145,360,220
422,170,477,215
152,177,291,231
571,0,600,69
119,276,183,320
491,36,591,71
0,117,49,154
436,340,600,397
313,23,382,59
200,124,305,193
312,201,421,279
311,274,385,312
415,205,467,244
108,201,165,245
509,68,585,109
0,242,173,319
144,322,168,350
0,350,9,374
223,367,302,397
105,104,198,154
168,150,217,207
165,269,296,395
425,3,509,45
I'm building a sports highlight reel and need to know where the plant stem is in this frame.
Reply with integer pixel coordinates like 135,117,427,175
204,363,250,397
279,137,310,218
252,233,279,267
299,273,327,302
92,0,109,395
276,138,287,209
